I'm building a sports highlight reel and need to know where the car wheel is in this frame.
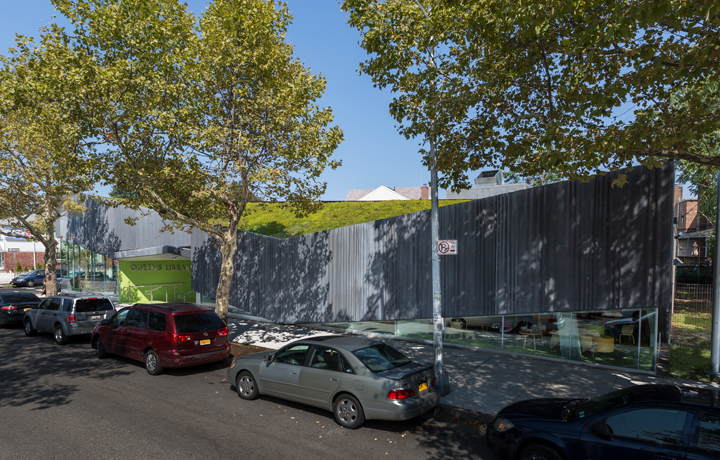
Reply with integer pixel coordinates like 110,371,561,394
96,338,107,359
24,319,37,337
144,350,163,375
333,394,365,429
236,371,260,400
519,443,563,460
26,280,35,287
54,325,69,345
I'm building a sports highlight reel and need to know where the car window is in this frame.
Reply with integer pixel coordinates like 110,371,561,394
606,408,689,445
148,311,167,332
75,298,114,312
37,299,51,310
62,299,73,312
46,299,62,311
3,294,25,304
19,293,39,301
575,386,636,420
126,308,148,329
696,413,720,453
173,312,225,333
353,344,411,372
274,345,309,366
340,355,355,374
110,309,130,327
308,347,340,371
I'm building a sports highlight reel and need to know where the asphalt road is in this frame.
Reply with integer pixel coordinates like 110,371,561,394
0,325,500,460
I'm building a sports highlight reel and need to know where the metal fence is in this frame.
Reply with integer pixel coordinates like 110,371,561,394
672,283,713,347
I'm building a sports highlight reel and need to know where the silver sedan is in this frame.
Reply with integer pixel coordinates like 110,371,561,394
227,335,440,429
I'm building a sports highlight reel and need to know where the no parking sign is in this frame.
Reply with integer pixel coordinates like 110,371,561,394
437,240,457,255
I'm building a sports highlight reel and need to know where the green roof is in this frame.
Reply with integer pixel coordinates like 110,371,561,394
240,200,469,239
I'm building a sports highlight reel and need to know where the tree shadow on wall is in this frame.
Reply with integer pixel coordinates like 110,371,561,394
65,198,121,258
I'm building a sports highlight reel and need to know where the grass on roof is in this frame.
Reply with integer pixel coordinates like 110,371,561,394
239,200,469,239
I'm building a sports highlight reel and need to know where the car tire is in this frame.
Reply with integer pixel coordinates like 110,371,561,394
144,350,163,375
54,325,69,345
96,338,107,359
26,280,35,287
333,394,365,429
236,371,260,400
519,443,564,460
24,319,37,337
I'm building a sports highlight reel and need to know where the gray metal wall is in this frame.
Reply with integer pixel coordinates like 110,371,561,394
56,198,191,257
192,162,674,325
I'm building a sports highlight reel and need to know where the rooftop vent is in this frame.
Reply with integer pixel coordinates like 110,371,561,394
474,170,504,186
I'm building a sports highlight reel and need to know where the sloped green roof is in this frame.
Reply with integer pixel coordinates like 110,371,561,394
240,200,469,239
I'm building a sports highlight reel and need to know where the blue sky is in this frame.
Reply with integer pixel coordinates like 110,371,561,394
1,0,693,200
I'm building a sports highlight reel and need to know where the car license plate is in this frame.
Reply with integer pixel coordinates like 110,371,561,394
199,339,211,345
419,382,428,392
91,316,100,320
24,308,30,312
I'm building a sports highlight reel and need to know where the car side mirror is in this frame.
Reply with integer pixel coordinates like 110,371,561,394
592,421,612,438
101,320,109,326
264,353,274,363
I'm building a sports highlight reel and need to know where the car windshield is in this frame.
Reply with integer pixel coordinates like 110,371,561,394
572,387,636,421
173,312,225,333
353,344,411,372
75,298,114,312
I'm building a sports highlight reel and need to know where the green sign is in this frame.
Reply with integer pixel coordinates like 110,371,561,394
118,259,195,303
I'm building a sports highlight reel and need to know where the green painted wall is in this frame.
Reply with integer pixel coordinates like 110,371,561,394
118,259,195,304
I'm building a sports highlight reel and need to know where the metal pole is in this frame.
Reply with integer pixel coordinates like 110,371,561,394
709,170,720,377
431,139,449,395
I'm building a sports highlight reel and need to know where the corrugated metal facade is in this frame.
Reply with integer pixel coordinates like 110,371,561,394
192,163,674,325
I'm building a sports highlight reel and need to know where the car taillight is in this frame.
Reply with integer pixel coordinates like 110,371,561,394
218,327,228,337
431,377,437,387
1,305,18,310
166,333,192,342
67,314,76,323
388,388,415,400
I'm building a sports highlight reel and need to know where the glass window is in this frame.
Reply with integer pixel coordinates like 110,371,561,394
62,299,73,312
18,293,39,301
110,309,129,326
125,309,148,329
353,344,411,372
308,347,340,371
46,299,61,311
75,298,114,312
696,413,720,452
37,299,51,310
274,345,309,366
606,408,688,445
173,312,224,333
148,312,167,332
340,355,355,374
2,294,26,304
574,386,636,420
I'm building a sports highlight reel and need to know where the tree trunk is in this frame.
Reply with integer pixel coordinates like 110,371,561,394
215,232,238,325
43,218,59,297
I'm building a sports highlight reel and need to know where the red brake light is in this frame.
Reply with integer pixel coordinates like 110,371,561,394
387,388,415,400
87,297,98,300
1,305,18,310
218,327,228,337
166,332,178,342
67,314,76,323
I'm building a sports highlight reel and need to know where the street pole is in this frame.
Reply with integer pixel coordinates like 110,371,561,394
709,170,720,377
430,139,447,395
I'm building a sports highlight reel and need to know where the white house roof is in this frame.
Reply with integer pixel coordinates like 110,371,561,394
357,185,410,201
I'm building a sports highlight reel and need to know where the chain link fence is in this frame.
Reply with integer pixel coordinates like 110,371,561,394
672,283,713,348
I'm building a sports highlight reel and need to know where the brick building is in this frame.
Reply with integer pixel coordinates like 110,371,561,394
674,185,713,265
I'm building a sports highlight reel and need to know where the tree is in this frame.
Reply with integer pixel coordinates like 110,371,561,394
0,26,96,296
57,0,343,322
342,0,720,188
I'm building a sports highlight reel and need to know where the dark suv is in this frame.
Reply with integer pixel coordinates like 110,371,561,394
0,292,41,326
23,294,116,344
91,303,230,375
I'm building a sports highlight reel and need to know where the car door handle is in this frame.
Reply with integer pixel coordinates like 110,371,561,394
290,372,298,375
330,378,339,381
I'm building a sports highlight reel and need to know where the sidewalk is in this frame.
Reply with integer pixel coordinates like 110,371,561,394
228,319,720,423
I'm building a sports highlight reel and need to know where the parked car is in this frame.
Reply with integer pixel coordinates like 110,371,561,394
91,303,230,375
227,336,439,429
0,292,41,326
10,269,65,288
486,384,720,460
24,294,115,344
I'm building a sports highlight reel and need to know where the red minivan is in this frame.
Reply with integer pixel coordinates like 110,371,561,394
91,303,230,375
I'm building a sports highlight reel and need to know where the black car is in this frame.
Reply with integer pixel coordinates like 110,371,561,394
0,292,41,326
487,384,720,460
